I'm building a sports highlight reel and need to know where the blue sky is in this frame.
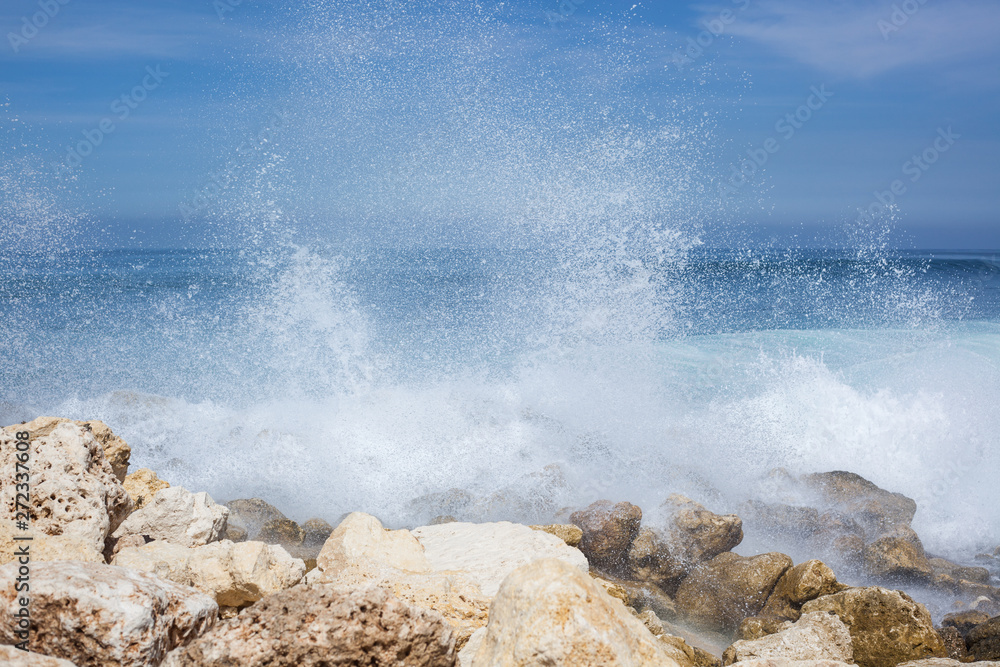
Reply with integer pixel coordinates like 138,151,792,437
1,0,998,248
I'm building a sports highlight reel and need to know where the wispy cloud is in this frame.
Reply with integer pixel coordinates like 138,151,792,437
706,0,1000,79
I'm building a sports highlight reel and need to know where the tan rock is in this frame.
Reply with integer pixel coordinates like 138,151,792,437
630,495,743,592
659,633,723,667
862,527,933,582
723,612,853,665
967,615,1000,661
412,521,589,596
570,499,643,571
113,486,228,547
0,521,105,565
1,420,132,562
301,517,334,547
724,660,853,667
802,471,916,537
256,517,304,546
113,539,305,607
222,498,287,540
162,584,457,666
0,645,79,666
0,560,217,667
897,660,1000,667
8,416,131,481
738,617,793,641
469,558,682,667
801,586,947,667
675,552,794,631
530,523,583,547
760,560,842,622
316,511,430,576
122,468,169,511
941,609,990,637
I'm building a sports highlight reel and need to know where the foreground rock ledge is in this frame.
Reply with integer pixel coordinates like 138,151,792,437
162,584,457,666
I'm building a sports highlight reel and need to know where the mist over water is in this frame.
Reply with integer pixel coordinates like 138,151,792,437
2,0,999,604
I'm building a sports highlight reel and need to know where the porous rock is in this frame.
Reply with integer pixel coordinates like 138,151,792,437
122,468,169,511
162,584,457,667
1,420,133,563
0,560,217,667
10,416,131,482
412,520,589,596
113,486,228,547
723,611,853,665
897,660,1000,667
0,645,79,666
675,551,794,631
570,499,643,571
801,586,947,667
469,558,682,667
760,559,843,622
629,495,743,592
967,615,1000,661
113,539,305,607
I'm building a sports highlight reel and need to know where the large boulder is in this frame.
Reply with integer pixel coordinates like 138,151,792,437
469,558,682,667
310,512,490,648
675,552,794,631
629,495,743,593
802,471,916,538
412,521,589,596
0,560,217,667
113,486,228,547
723,612,853,665
162,584,457,666
0,521,105,565
0,646,79,666
967,615,1000,661
10,416,131,482
941,609,990,638
760,560,843,622
1,420,133,563
530,523,583,547
112,539,305,608
862,527,933,582
122,468,169,511
222,498,286,541
570,500,643,571
801,586,947,667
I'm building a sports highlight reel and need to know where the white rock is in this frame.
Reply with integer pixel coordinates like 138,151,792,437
728,661,854,667
1,421,132,562
113,486,228,547
0,560,217,667
470,558,681,667
316,511,430,576
0,645,79,666
413,521,590,596
459,628,487,667
113,539,305,607
724,612,853,665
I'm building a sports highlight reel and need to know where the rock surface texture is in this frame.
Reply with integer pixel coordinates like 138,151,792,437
570,500,643,571
723,611,853,665
759,559,843,622
0,646,80,666
801,586,947,667
162,584,457,667
967,615,1000,661
469,558,682,667
0,560,217,667
113,486,228,547
122,468,170,511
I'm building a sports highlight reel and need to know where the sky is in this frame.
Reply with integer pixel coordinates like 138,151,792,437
1,0,998,249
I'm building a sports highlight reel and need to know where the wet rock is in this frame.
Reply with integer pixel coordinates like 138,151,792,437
223,521,247,543
468,558,681,667
741,500,823,540
162,584,457,666
675,552,794,632
301,517,333,547
801,586,947,667
409,488,475,524
592,573,632,606
1,420,133,563
113,539,305,607
222,498,286,540
862,527,933,582
936,625,969,662
530,523,583,547
760,559,843,622
738,616,793,641
659,633,723,667
570,499,643,571
413,520,589,597
723,611,853,665
0,560,217,667
256,517,304,546
629,495,743,593
0,646,79,666
113,486,228,547
122,468,170,511
802,471,916,538
831,534,867,568
967,615,1000,661
941,609,990,637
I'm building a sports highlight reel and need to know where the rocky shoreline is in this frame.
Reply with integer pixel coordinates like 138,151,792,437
1,417,998,666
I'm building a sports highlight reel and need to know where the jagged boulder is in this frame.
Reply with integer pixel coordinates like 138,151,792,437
10,416,131,481
801,586,947,667
941,609,990,638
675,552,793,631
967,615,1000,661
862,527,933,582
223,498,287,540
802,471,916,538
530,523,583,547
469,558,681,667
122,468,169,511
162,585,457,666
570,500,643,571
0,560,217,667
0,646,79,666
723,611,853,665
113,486,228,547
760,560,843,622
